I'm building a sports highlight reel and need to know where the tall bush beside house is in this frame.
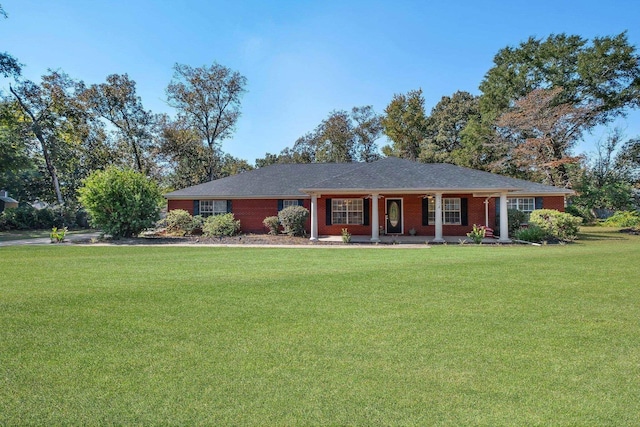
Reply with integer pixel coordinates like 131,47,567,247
202,213,240,237
528,209,582,241
507,208,527,237
263,216,280,235
166,209,198,235
278,205,309,236
78,167,162,238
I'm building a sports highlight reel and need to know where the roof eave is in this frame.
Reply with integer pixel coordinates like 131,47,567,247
299,187,525,194
165,194,310,200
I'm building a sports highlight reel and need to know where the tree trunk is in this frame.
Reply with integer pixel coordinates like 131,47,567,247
10,86,65,205
33,123,64,204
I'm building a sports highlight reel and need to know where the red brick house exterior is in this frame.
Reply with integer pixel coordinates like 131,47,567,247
165,157,573,242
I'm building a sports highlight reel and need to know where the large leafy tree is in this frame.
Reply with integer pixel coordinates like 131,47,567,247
381,89,427,160
470,32,640,185
314,110,355,163
166,63,247,182
351,105,382,162
0,100,31,177
255,105,382,166
495,87,594,186
479,32,640,122
158,116,210,189
8,71,87,204
81,74,158,175
572,129,638,211
421,91,480,164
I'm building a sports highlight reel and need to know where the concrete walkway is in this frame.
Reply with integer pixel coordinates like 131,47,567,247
319,235,501,244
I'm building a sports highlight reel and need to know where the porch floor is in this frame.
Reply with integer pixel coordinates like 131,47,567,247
317,235,503,244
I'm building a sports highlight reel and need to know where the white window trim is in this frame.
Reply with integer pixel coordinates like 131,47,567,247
332,198,364,225
282,200,299,210
200,200,228,217
428,197,461,225
507,197,535,221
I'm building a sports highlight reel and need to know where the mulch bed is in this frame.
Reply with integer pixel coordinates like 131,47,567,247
80,233,343,246
620,227,640,235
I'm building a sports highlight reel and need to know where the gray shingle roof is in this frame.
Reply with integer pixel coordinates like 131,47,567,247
164,163,356,198
164,157,573,199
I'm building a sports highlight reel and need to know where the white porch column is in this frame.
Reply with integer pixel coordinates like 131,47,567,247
370,194,380,243
310,194,318,241
433,192,445,243
498,192,511,243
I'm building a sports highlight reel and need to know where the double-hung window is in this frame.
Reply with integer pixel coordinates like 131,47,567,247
281,200,299,210
200,200,228,217
428,198,461,225
331,199,363,225
507,197,535,221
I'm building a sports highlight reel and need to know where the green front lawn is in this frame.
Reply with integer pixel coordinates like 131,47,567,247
1,228,639,425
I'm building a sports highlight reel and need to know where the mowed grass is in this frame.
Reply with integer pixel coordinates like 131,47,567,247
1,228,639,425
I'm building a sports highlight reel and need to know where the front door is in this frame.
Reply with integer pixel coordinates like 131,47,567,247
386,199,403,234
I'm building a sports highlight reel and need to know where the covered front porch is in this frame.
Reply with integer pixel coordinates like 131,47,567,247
308,192,512,244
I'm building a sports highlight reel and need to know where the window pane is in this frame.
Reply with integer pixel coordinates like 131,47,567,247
427,197,461,225
283,200,298,209
331,198,363,225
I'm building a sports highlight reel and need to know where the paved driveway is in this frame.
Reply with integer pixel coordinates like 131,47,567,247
0,232,102,247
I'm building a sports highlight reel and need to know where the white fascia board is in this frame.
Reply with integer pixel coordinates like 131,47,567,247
164,194,310,200
299,187,523,195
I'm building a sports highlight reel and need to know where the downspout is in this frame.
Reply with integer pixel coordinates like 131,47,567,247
484,197,491,228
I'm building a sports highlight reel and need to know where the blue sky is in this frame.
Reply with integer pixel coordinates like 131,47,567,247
2,0,639,164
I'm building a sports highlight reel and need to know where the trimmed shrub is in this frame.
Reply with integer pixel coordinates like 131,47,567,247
78,167,162,238
263,216,280,235
565,204,594,225
278,205,309,236
0,204,82,231
507,209,527,237
603,210,640,228
202,213,240,237
514,225,548,243
528,209,582,241
166,209,197,235
0,205,37,230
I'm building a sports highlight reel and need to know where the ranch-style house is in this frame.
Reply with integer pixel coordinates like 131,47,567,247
164,157,573,242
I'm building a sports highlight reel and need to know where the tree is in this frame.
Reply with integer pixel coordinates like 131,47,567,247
218,153,253,177
81,74,157,174
255,105,382,166
421,91,480,164
351,105,382,162
0,4,21,78
8,71,86,204
495,87,594,186
381,89,427,160
78,167,162,238
166,63,247,181
314,110,355,162
480,33,640,122
0,100,31,177
572,129,638,211
158,116,210,189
